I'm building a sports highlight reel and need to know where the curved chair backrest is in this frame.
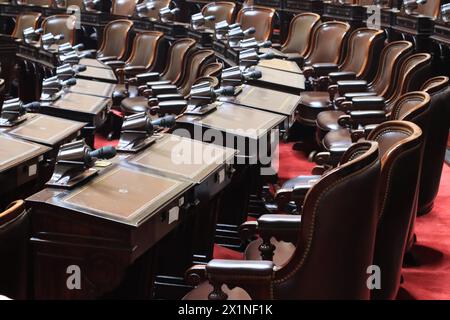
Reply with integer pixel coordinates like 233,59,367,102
303,21,351,66
201,62,223,78
125,31,164,69
98,19,133,60
12,12,41,39
368,121,423,300
385,53,431,108
273,141,381,299
368,41,413,99
281,13,321,56
236,6,275,42
202,1,236,28
417,76,450,214
193,76,220,88
0,200,29,300
390,91,431,124
42,14,76,45
112,0,137,16
160,38,197,84
178,49,216,96
340,28,385,80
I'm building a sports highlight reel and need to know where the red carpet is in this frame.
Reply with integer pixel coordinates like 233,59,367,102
213,141,450,300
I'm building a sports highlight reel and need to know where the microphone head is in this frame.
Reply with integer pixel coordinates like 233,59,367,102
245,27,256,35
75,64,87,72
204,15,216,21
64,78,77,86
260,51,275,60
151,115,176,128
24,101,41,111
88,146,117,161
74,43,85,50
217,86,235,96
245,69,262,80
259,40,272,48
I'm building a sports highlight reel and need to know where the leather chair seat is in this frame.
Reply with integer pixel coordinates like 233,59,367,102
121,96,148,114
183,282,251,300
244,238,295,266
323,128,353,152
298,91,332,125
316,110,346,131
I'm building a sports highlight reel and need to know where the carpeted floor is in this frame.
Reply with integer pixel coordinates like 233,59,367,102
213,141,450,300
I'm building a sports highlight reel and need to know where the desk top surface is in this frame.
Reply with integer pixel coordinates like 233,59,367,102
0,135,50,173
178,102,285,140
69,78,116,98
79,58,110,69
51,92,110,114
5,114,85,146
128,133,236,183
257,57,303,75
77,65,117,82
29,164,192,226
219,85,300,116
254,66,305,91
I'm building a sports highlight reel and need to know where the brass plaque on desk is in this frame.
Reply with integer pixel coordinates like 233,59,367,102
182,102,285,140
254,66,305,91
7,114,85,146
219,85,300,116
58,166,192,226
77,65,117,83
0,135,50,173
79,58,109,69
52,92,110,114
129,134,236,183
69,78,116,98
257,57,302,74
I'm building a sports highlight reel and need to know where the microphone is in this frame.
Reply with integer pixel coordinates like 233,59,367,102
403,0,427,15
441,3,450,21
88,146,117,161
159,7,179,22
23,101,41,111
244,69,262,80
1,100,40,121
259,51,275,60
151,115,176,128
215,86,235,96
122,113,176,133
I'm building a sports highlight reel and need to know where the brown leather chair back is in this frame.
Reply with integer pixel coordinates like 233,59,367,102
112,0,137,16
160,38,196,84
236,6,275,42
138,0,171,19
98,19,133,60
368,121,423,300
0,201,29,300
272,141,381,299
202,2,236,28
178,49,215,96
12,12,41,39
303,21,351,66
417,77,450,214
125,31,163,69
193,76,220,88
416,0,442,19
41,14,76,45
340,28,385,80
200,62,223,78
281,13,321,56
385,53,431,108
390,91,431,124
368,41,413,99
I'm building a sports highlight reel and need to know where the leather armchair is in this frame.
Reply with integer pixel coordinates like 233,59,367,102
184,141,382,299
41,14,77,46
111,31,164,99
202,1,236,29
279,13,321,59
0,201,29,300
84,20,133,62
417,77,450,214
236,6,275,42
314,41,413,141
111,0,138,17
200,62,223,79
297,28,385,126
11,12,41,40
369,121,423,299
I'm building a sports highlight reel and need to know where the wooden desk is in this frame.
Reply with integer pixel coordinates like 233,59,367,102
27,163,194,299
68,78,116,98
77,65,117,83
249,65,305,94
257,56,302,74
41,92,111,129
176,103,284,248
79,58,110,69
127,133,236,298
0,134,51,207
